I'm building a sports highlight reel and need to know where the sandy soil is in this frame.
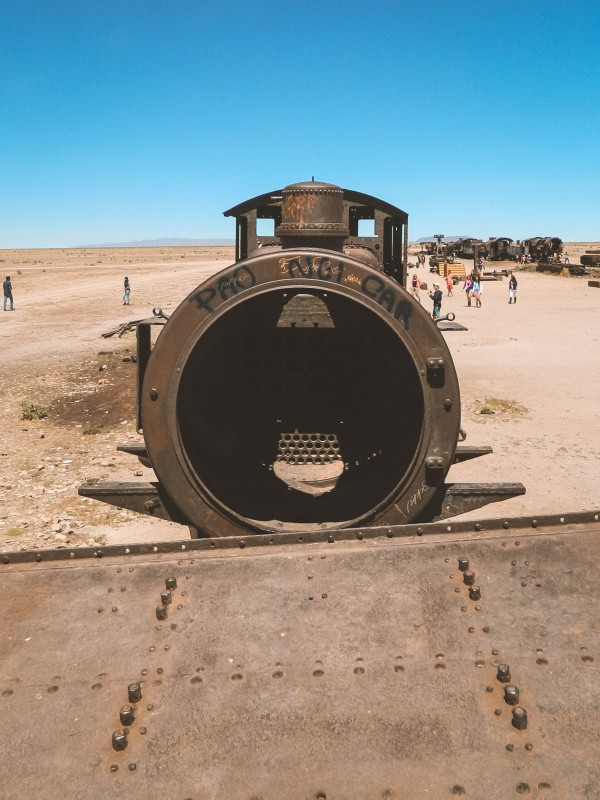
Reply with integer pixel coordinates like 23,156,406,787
0,245,598,551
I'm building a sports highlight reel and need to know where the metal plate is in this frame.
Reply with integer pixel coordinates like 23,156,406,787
2,513,600,799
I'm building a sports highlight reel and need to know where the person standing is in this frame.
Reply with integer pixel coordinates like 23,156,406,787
123,276,130,305
446,272,453,297
3,276,14,311
472,276,482,307
410,273,421,303
429,282,442,319
463,274,473,307
508,272,518,303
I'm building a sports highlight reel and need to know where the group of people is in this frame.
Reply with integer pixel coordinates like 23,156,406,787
3,275,132,312
409,267,519,319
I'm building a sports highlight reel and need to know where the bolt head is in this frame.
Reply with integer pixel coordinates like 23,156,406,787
463,570,475,586
112,729,128,751
512,706,528,730
504,685,520,705
128,682,142,703
468,585,481,601
156,605,168,620
457,557,469,572
165,576,177,590
497,664,511,683
120,705,135,726
160,590,172,606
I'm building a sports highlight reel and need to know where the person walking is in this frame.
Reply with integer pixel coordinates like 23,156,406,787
123,276,131,305
3,276,14,311
463,274,473,307
410,273,422,303
472,276,482,307
446,272,453,297
508,272,518,303
429,282,442,319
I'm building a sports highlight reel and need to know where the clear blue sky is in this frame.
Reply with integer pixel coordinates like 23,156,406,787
1,0,599,247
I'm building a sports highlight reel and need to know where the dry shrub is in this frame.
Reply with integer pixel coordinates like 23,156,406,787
474,397,528,416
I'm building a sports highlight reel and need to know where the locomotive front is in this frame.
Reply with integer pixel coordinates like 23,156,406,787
81,181,522,536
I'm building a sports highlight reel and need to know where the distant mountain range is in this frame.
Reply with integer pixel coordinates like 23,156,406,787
82,237,235,248
413,236,475,244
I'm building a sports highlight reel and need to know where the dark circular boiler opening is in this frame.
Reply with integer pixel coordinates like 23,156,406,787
177,288,424,526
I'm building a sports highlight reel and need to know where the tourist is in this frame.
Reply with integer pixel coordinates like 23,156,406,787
463,274,473,307
411,273,421,303
429,283,442,319
472,276,482,307
3,275,14,311
123,276,131,305
509,272,518,304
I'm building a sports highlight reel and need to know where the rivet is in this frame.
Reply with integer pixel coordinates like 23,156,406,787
387,529,393,538
156,605,167,620
128,683,142,703
494,709,502,716
503,521,510,529
328,535,334,543
112,729,128,751
128,762,137,771
165,576,177,590
531,519,538,528
474,523,481,531
36,554,42,562
140,727,147,735
512,706,528,730
483,626,490,633
506,743,514,752
239,540,246,549
416,527,424,536
2,556,9,564
444,398,452,410
357,531,363,540
120,705,135,726
110,764,118,772
525,742,533,751
149,388,158,401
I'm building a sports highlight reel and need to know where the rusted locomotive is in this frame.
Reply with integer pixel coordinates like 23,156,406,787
520,236,563,262
452,236,563,263
80,181,522,537
2,182,599,800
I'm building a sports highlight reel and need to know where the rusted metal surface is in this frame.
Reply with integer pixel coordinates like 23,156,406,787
1,510,599,799
223,184,408,282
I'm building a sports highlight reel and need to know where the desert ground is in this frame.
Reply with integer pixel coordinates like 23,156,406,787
0,244,598,552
